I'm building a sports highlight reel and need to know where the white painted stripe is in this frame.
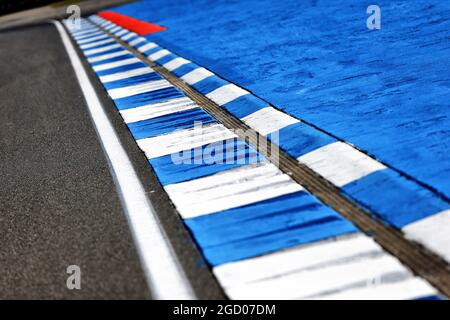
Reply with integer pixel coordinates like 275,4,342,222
120,97,197,123
206,84,249,106
87,50,129,63
163,57,191,71
164,162,303,218
242,107,300,136
54,20,195,300
99,67,154,84
129,37,147,47
137,123,236,160
137,42,158,53
77,34,109,44
214,234,435,300
215,235,371,288
312,278,436,300
73,31,103,40
181,67,214,85
71,28,98,36
115,29,129,37
80,38,115,49
103,23,117,30
403,209,450,263
108,79,172,99
84,43,121,56
297,141,386,187
121,32,138,41
92,57,140,72
109,26,122,33
99,20,113,27
148,49,171,61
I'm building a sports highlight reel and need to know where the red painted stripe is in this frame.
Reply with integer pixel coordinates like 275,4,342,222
97,11,167,35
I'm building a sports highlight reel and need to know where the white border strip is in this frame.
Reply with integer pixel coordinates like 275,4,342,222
53,20,195,300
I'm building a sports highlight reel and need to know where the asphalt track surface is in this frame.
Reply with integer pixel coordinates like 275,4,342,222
0,23,223,299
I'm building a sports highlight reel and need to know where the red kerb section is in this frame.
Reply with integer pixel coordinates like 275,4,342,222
97,11,167,35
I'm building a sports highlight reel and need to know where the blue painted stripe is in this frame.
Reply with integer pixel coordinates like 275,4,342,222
415,295,445,300
90,54,135,66
343,170,450,228
222,94,268,119
185,191,357,265
102,72,162,90
143,46,164,56
127,107,216,140
170,62,199,78
267,122,336,158
150,138,263,185
114,86,184,110
191,76,228,95
154,53,178,65
95,62,145,76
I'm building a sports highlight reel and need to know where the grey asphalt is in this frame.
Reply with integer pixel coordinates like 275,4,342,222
0,22,224,299
0,23,150,299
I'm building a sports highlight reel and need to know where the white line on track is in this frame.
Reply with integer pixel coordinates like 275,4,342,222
53,20,195,300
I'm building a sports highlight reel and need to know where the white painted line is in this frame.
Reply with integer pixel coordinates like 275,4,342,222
109,26,122,33
103,23,117,30
107,79,172,99
242,107,300,136
99,67,155,84
403,209,450,264
297,141,387,187
121,32,138,41
214,235,373,288
164,162,303,218
93,57,140,72
148,49,171,61
181,67,214,85
71,27,99,36
99,20,113,27
206,83,249,106
54,20,195,300
80,38,115,49
137,123,236,160
84,43,121,56
163,57,191,71
115,29,129,37
73,31,103,40
120,97,198,123
312,278,436,300
87,50,129,63
129,37,147,47
77,34,109,44
214,234,436,299
137,42,158,53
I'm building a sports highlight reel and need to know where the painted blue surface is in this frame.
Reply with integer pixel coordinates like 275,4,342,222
142,46,163,56
185,191,358,265
154,53,178,65
222,94,267,119
170,62,200,78
102,71,162,90
343,170,450,228
127,107,216,140
267,122,336,158
112,0,450,200
191,76,228,95
113,86,184,110
150,138,263,185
